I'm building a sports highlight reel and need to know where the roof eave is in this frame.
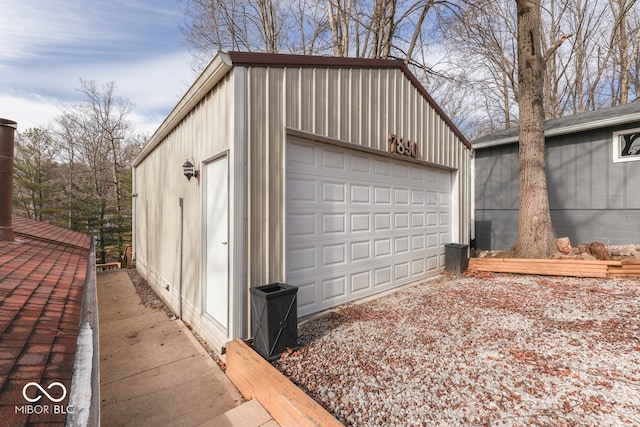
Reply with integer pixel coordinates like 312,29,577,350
473,112,640,149
132,52,233,167
228,51,471,150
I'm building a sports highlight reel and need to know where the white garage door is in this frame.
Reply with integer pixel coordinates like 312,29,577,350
286,137,452,317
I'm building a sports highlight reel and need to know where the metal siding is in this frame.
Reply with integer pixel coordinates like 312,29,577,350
248,68,267,286
269,67,285,281
285,68,300,129
135,74,232,311
299,68,314,131
244,64,470,289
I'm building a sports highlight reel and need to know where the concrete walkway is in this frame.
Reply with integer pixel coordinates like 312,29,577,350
98,270,278,427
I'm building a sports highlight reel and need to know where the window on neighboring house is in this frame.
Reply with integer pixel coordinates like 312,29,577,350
613,128,640,163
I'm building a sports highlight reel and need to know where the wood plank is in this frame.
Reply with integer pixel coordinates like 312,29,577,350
467,258,610,278
226,338,342,427
468,257,639,278
469,258,620,266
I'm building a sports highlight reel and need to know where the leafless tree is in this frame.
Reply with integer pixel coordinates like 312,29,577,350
54,80,138,263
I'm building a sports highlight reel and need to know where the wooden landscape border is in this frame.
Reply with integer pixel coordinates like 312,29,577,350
468,258,640,278
225,338,343,427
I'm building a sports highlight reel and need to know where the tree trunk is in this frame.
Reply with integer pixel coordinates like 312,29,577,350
510,0,557,259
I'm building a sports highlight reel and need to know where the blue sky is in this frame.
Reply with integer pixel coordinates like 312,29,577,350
0,0,196,135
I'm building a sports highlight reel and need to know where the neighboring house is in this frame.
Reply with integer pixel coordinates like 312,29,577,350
0,119,99,426
132,51,472,351
472,101,640,250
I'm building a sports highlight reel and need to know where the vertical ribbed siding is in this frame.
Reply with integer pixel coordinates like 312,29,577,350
243,64,470,288
134,74,232,309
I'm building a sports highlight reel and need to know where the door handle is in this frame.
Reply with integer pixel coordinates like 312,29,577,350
221,241,228,245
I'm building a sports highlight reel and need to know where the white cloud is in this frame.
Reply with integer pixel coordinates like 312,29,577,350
0,92,68,131
0,0,195,136
0,1,119,61
0,50,195,135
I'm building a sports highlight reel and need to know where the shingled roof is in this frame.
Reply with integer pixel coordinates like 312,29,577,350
473,100,640,148
0,215,91,425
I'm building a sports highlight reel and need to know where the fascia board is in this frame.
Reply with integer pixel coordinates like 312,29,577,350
473,112,640,150
132,52,233,166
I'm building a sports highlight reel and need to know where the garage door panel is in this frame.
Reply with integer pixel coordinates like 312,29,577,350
394,188,410,204
411,189,425,205
322,243,346,267
374,186,391,203
394,262,410,280
351,185,370,203
288,213,316,237
289,179,316,202
351,154,370,174
412,259,425,275
350,213,371,232
351,270,372,293
323,276,347,300
287,137,451,317
297,281,316,310
287,246,316,272
412,234,425,250
322,181,346,202
374,238,392,257
374,267,392,287
394,212,409,229
374,159,391,177
411,212,425,227
440,211,450,226
322,213,346,234
289,142,316,167
322,148,346,170
439,231,451,245
374,213,392,230
350,241,371,262
427,255,439,271
394,236,409,254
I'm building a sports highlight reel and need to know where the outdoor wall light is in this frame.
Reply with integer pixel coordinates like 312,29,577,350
182,159,199,181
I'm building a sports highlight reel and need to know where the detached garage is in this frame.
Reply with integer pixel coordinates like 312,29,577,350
132,51,471,350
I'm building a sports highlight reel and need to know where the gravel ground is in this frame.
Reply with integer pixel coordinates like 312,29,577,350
274,273,640,426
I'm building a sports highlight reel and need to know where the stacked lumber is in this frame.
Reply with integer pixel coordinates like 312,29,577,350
467,258,619,278
608,260,640,277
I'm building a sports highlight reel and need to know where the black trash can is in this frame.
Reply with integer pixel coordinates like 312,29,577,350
445,243,469,275
250,282,298,361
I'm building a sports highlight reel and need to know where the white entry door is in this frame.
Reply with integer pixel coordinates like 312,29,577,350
204,156,229,331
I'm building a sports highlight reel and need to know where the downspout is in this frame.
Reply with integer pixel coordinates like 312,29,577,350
179,197,184,319
131,166,137,265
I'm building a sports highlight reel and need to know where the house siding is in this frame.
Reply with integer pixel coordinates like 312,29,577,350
134,73,233,312
240,64,470,289
475,123,640,249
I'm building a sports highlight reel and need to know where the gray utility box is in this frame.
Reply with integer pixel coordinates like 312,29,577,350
250,282,298,361
445,243,469,275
